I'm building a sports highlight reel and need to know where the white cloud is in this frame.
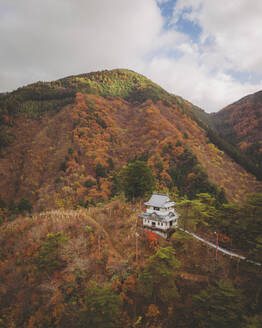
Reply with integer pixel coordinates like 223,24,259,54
0,0,262,112
171,0,262,74
153,0,262,111
144,50,262,112
0,0,165,89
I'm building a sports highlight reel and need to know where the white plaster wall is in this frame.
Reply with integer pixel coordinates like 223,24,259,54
143,219,171,231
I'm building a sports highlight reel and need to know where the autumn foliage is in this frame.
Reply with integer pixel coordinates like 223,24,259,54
0,69,261,214
0,69,261,327
213,90,262,179
147,230,159,249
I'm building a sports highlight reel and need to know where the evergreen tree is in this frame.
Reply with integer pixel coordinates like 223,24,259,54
78,282,122,328
120,160,155,201
18,198,32,214
34,232,67,273
95,162,107,178
139,247,180,305
193,280,245,328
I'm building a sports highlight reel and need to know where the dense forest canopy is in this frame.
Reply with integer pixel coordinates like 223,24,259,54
0,193,261,327
0,69,261,327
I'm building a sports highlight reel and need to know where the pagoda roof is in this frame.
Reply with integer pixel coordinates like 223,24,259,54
144,193,175,208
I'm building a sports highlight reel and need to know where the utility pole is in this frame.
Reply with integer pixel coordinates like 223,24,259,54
215,232,218,261
136,232,139,266
98,235,101,258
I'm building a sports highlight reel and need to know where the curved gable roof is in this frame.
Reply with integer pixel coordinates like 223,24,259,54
144,193,175,208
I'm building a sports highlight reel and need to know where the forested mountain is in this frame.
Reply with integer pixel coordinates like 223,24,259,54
0,69,261,214
0,69,262,327
212,90,262,176
0,196,261,327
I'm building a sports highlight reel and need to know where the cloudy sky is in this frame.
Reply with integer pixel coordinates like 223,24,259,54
1,0,262,112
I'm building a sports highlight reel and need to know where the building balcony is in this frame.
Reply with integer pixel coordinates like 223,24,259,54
146,208,175,216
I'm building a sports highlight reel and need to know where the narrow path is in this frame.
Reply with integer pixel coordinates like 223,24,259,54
87,214,123,260
178,228,261,267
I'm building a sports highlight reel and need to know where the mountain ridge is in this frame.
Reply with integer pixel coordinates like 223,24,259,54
0,69,261,212
211,89,262,176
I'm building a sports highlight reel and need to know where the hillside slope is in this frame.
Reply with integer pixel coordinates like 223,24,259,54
0,199,261,327
212,90,262,174
0,69,261,211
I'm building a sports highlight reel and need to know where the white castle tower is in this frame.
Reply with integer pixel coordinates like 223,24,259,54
139,193,179,233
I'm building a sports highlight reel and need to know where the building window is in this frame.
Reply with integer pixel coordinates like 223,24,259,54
153,207,160,211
